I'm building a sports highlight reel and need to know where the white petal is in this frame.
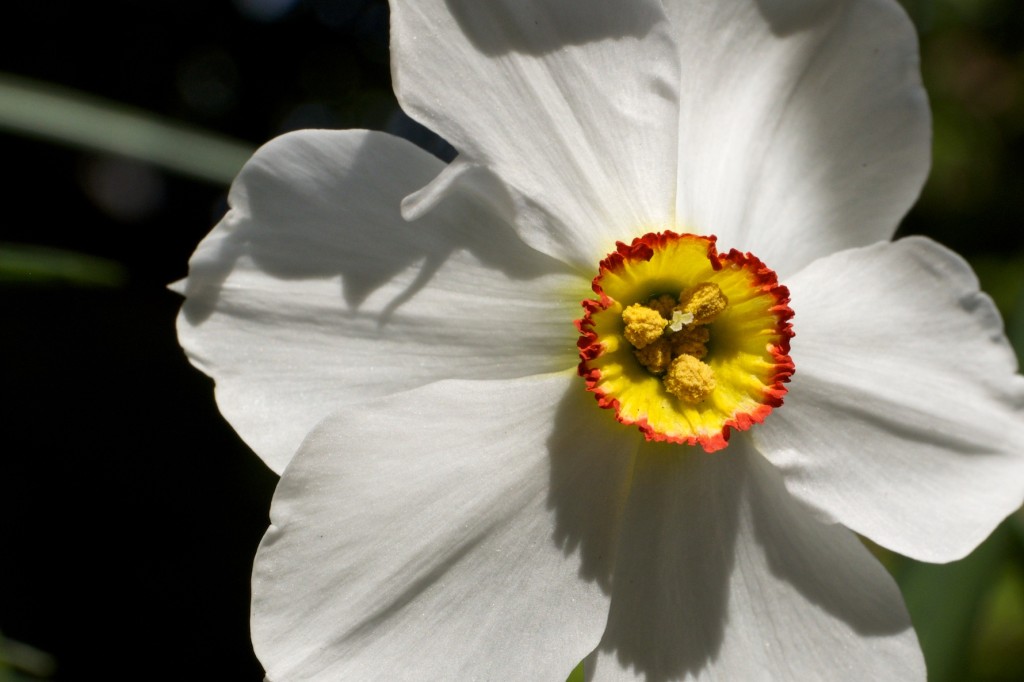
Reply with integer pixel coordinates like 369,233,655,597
755,237,1024,562
177,130,587,473
663,0,930,276
252,373,640,681
588,440,923,681
390,0,681,267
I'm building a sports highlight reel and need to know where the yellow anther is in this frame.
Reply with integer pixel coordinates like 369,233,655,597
633,338,673,374
667,325,710,359
664,354,716,404
646,294,678,319
621,283,727,401
622,304,667,349
679,282,728,325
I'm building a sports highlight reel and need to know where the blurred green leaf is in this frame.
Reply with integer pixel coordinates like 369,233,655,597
0,73,254,185
0,243,126,287
896,523,1013,682
971,560,1024,681
0,632,56,681
566,660,585,682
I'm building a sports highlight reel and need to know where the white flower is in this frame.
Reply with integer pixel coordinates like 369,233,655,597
177,0,1024,679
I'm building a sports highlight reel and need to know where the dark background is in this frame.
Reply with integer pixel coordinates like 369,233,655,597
3,1,1023,680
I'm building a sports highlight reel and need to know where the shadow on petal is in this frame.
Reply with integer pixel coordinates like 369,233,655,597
746,451,913,637
182,131,571,326
547,385,640,593
590,443,742,681
755,0,839,36
443,0,663,57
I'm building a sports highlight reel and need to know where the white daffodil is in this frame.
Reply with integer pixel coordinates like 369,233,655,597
177,0,1024,679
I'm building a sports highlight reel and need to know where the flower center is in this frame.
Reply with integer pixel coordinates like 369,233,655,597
576,231,794,452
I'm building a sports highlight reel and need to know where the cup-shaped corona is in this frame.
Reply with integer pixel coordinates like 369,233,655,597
577,232,794,451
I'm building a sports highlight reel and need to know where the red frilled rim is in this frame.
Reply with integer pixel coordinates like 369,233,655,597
575,231,795,451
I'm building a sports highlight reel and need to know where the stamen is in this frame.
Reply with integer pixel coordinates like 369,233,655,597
633,338,673,374
667,325,710,359
678,282,728,325
621,290,718,381
622,304,667,349
664,354,716,403
647,294,679,319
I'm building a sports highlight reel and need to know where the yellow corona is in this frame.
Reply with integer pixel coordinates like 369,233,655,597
577,231,794,451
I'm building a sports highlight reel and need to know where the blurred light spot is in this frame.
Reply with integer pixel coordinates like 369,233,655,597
232,0,300,22
176,48,239,117
81,156,166,222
